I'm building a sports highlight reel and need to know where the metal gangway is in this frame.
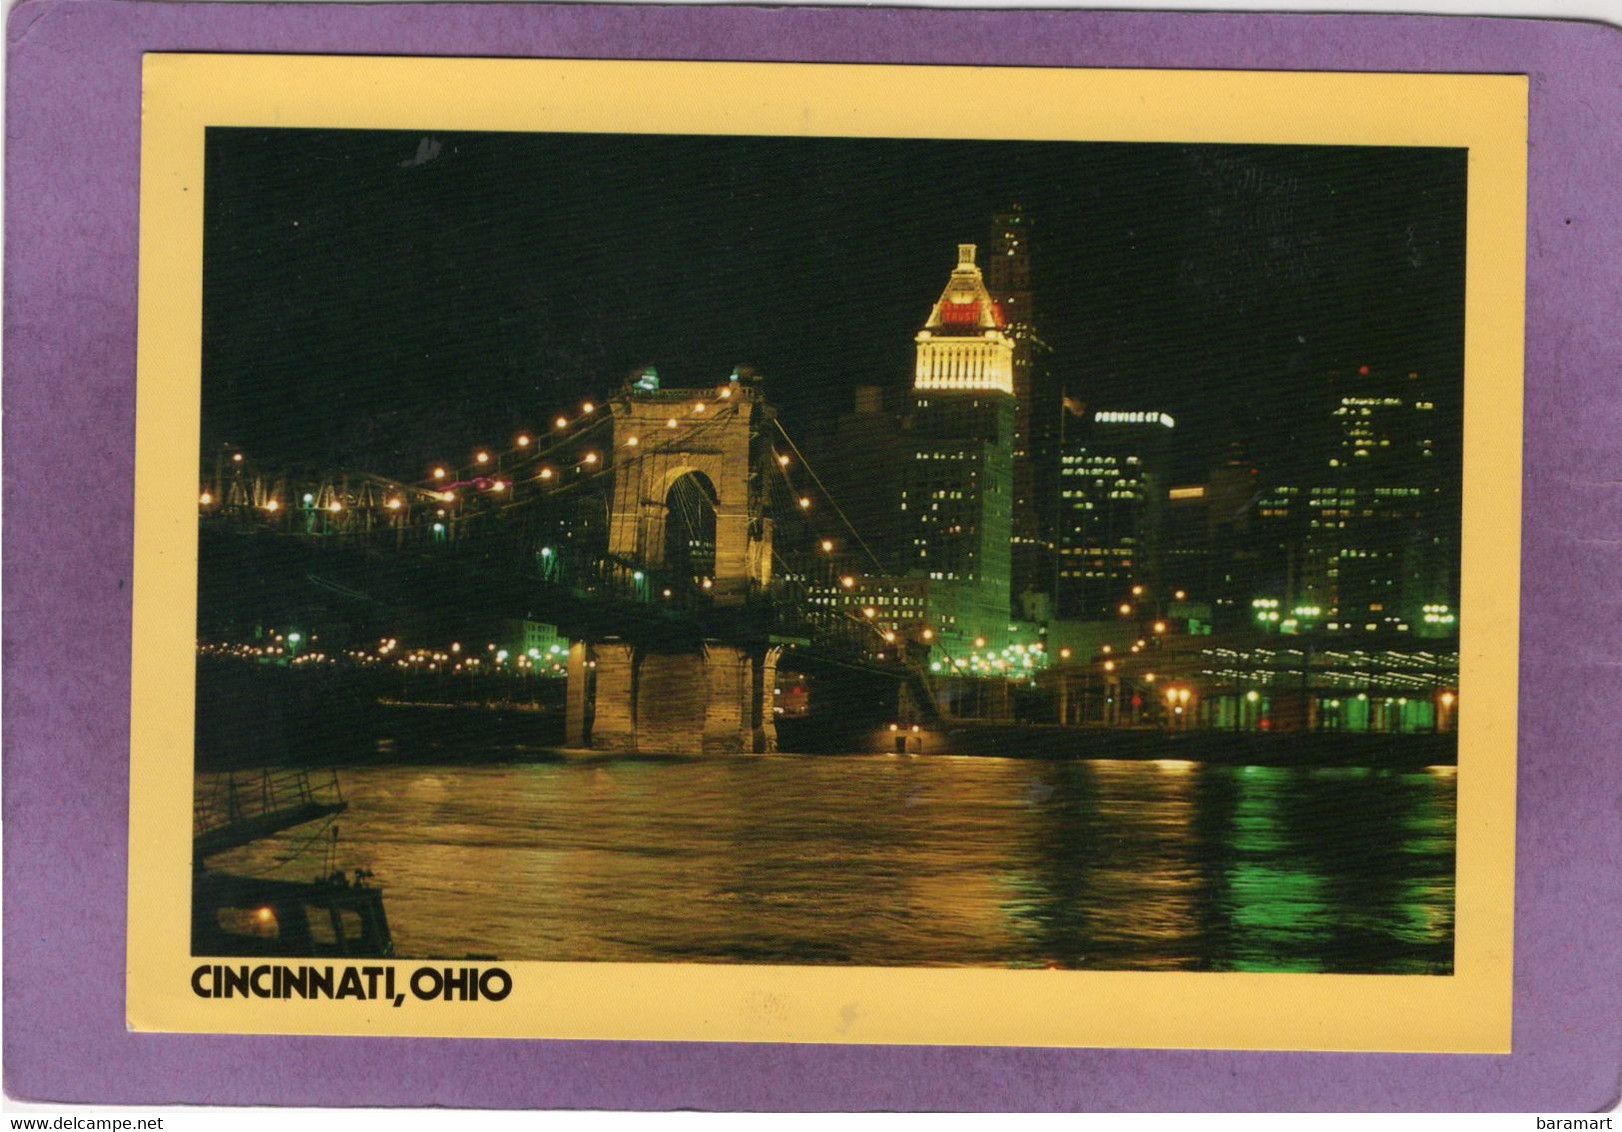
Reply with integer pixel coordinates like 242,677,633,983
193,767,348,861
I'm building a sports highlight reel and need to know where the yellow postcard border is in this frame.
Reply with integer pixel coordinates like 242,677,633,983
130,54,1526,1050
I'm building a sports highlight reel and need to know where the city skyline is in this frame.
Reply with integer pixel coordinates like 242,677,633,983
202,129,1466,484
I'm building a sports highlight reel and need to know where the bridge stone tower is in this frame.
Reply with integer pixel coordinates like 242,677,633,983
604,374,773,603
567,373,781,755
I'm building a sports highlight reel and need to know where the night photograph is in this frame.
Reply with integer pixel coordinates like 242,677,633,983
191,127,1465,974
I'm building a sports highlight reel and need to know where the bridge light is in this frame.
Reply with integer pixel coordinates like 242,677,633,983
1059,647,1072,659
625,436,639,447
884,632,896,643
555,416,569,430
516,434,531,447
718,386,733,399
1153,621,1167,634
491,480,507,492
450,642,460,653
1131,585,1144,596
432,522,445,533
1101,644,1112,654
1145,673,1156,683
1174,590,1186,601
264,499,280,512
232,453,244,463
840,575,855,589
819,539,834,553
889,723,899,732
701,578,714,590
303,493,315,505
327,501,343,513
666,418,678,429
1104,660,1116,672
432,467,446,480
1179,689,1191,704
540,547,553,557
440,491,456,503
1119,603,1132,616
538,468,553,481
911,724,921,733
632,571,644,581
474,451,492,466
921,629,934,641
662,588,671,598
582,452,599,465
799,497,812,510
386,497,402,510
581,401,596,415
777,454,790,467
199,491,213,505
863,607,876,618
693,402,705,413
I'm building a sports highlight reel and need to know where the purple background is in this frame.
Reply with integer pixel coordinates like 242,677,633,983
5,2,1620,1111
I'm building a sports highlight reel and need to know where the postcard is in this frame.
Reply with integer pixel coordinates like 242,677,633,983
117,52,1530,1053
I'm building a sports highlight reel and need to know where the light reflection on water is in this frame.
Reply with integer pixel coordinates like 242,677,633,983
203,753,1455,972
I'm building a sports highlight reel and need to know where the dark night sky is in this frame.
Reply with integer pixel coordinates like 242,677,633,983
202,129,1466,480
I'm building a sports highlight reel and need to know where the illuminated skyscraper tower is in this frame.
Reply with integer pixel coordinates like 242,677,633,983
903,244,1016,650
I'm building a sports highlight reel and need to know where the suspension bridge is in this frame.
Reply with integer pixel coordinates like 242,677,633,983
198,369,934,754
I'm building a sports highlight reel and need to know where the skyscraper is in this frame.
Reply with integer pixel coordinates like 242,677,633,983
902,243,1016,649
1242,364,1458,637
985,205,1053,609
1310,363,1455,632
1054,409,1175,619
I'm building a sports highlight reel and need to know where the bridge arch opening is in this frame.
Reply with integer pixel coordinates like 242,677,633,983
663,469,718,583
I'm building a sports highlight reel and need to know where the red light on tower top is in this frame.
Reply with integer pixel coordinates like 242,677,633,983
1357,364,1371,375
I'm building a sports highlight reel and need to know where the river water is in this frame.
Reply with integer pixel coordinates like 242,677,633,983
205,753,1456,973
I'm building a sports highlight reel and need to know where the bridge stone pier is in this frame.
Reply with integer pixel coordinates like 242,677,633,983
567,640,781,754
565,375,782,754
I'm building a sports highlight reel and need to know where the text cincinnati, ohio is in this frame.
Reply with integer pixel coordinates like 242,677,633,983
191,964,512,1004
